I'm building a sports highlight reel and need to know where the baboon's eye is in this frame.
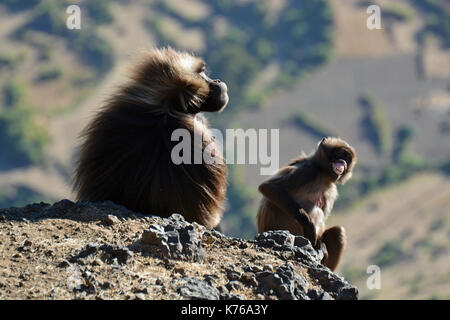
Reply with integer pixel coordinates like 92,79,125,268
198,62,207,73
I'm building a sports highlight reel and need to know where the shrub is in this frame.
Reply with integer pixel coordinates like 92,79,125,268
0,108,50,166
3,79,25,107
372,240,405,267
2,0,40,12
341,265,365,283
384,4,415,22
0,52,23,70
292,110,337,138
359,93,392,155
36,65,63,82
410,0,450,47
22,0,66,36
392,124,415,163
16,1,115,76
71,32,114,75
85,0,114,25
0,186,50,209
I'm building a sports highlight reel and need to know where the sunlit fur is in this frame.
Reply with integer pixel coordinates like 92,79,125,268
257,137,357,271
73,48,227,229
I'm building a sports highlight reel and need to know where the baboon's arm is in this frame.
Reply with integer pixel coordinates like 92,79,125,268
258,165,317,245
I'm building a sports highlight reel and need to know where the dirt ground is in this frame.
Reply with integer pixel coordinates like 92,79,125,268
0,201,343,300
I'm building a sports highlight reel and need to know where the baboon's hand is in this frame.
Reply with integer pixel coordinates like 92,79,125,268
298,208,317,247
316,238,328,257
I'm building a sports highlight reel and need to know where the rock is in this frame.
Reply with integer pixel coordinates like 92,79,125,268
104,214,120,226
226,280,244,291
0,200,359,300
240,273,258,287
141,224,168,245
134,293,145,300
226,269,242,281
23,240,32,247
140,218,205,262
336,286,359,300
174,267,185,275
178,278,220,300
69,243,133,265
220,293,243,300
255,230,295,251
256,262,313,300
263,264,274,272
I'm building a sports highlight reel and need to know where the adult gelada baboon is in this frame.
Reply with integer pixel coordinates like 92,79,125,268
257,137,357,271
73,48,229,229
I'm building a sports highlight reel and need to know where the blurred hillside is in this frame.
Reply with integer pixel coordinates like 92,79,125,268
0,0,449,299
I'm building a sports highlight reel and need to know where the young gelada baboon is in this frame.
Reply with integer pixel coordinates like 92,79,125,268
257,137,357,271
73,47,229,229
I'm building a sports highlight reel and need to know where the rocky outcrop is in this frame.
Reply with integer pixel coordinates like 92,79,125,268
0,200,358,300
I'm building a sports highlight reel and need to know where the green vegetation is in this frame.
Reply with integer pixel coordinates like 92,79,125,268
85,0,114,25
336,155,432,210
3,79,25,107
0,107,50,166
0,52,23,70
224,166,257,239
341,265,366,284
150,0,334,118
383,3,415,22
429,216,446,231
36,65,63,82
16,0,114,76
292,110,337,138
411,0,450,48
0,186,51,209
359,93,392,155
2,0,40,12
70,32,114,75
407,273,424,295
392,124,415,163
147,17,181,47
372,240,406,267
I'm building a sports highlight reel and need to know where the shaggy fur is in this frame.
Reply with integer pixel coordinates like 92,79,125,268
256,137,357,271
73,48,227,229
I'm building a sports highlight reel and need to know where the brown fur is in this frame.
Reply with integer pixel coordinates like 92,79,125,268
257,137,357,271
73,48,227,229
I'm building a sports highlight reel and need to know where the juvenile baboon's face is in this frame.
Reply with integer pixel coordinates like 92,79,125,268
317,137,356,184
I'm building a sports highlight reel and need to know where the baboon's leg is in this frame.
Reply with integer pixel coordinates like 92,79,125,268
321,226,346,271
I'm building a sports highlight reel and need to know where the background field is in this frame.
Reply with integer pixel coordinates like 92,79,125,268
0,0,449,299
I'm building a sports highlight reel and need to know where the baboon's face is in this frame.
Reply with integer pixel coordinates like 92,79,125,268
197,64,229,113
328,147,353,182
131,48,229,114
318,138,356,184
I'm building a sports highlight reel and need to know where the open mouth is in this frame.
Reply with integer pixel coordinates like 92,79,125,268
332,160,347,176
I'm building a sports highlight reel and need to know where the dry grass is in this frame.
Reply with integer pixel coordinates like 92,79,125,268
329,172,450,299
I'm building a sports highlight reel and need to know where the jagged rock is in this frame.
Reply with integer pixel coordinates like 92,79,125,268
0,200,358,300
178,278,220,300
256,262,309,300
140,214,205,262
255,230,295,248
69,243,133,265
